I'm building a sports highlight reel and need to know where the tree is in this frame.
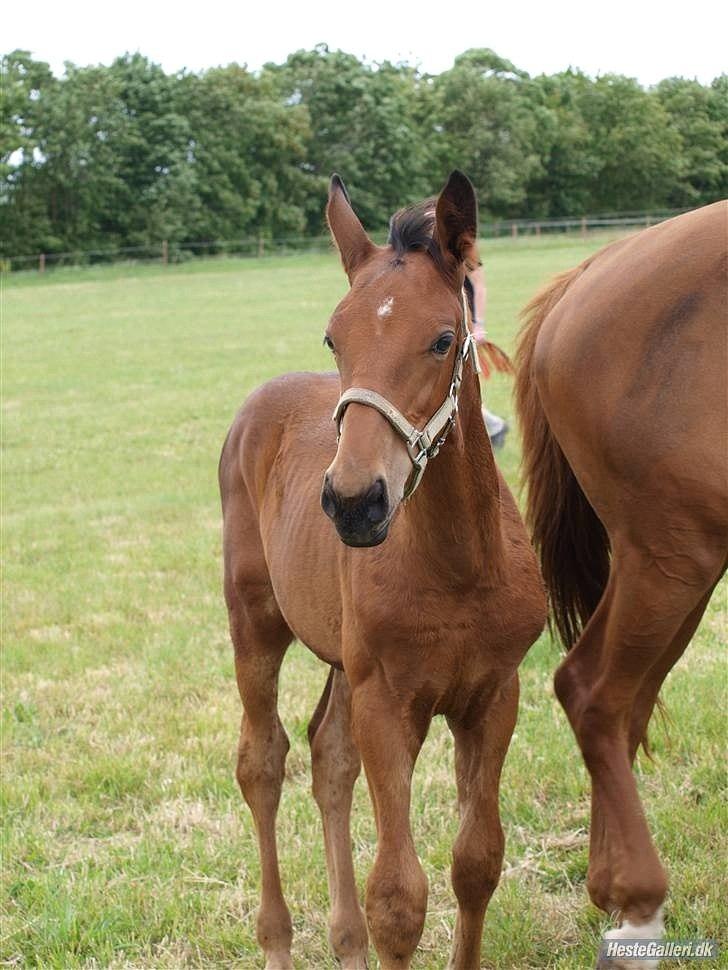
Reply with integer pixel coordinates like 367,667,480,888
430,49,544,218
577,75,682,212
97,54,199,248
182,64,312,242
523,71,601,217
1,51,57,256
263,46,434,230
2,48,726,261
656,76,728,206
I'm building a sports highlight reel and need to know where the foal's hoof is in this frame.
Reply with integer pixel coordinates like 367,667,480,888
264,952,294,970
339,956,368,969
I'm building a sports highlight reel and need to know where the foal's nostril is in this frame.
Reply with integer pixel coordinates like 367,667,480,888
322,475,389,541
321,475,338,520
365,478,388,524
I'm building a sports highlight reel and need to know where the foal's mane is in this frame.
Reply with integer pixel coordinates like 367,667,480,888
387,198,478,276
387,199,446,273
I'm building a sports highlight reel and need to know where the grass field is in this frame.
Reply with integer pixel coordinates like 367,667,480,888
2,236,726,969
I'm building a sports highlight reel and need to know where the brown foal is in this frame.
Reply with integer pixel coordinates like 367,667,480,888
219,171,546,969
516,200,728,970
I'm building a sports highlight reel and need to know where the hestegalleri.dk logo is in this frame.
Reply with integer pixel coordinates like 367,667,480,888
599,938,719,962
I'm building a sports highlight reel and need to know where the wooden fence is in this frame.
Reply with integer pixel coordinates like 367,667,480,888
3,209,690,273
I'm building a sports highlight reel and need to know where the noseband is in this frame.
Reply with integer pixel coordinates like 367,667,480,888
331,291,479,499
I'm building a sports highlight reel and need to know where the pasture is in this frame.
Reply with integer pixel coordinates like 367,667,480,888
3,236,726,969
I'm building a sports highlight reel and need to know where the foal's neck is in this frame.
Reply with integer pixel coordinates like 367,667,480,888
405,370,503,586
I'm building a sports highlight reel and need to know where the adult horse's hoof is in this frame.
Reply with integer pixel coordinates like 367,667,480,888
596,959,659,970
596,906,664,970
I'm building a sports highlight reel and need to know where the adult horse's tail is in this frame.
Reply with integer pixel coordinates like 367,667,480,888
515,264,610,650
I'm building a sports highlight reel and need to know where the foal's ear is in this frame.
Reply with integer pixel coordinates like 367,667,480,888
435,170,478,277
326,174,376,283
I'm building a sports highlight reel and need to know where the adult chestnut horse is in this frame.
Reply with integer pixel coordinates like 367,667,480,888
516,201,727,969
219,172,546,969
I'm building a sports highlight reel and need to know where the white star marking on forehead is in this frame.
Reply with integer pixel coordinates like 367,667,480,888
377,296,394,319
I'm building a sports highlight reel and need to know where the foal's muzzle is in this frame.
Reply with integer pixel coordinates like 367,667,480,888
321,475,390,547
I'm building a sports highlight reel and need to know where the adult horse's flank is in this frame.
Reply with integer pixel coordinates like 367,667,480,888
219,171,546,969
516,201,727,969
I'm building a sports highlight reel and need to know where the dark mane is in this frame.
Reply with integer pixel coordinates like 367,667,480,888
387,198,447,273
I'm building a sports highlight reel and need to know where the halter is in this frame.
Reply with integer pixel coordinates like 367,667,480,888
331,290,480,499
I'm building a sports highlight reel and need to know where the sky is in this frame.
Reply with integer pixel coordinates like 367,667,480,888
5,0,727,87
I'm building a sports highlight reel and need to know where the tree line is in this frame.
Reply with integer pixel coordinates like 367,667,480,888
2,46,727,259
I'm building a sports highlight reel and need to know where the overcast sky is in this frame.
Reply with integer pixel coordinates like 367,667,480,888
6,0,727,87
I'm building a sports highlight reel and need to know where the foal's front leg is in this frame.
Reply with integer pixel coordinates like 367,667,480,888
447,675,519,970
350,675,429,970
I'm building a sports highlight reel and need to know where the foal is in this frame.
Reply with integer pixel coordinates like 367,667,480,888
219,171,546,969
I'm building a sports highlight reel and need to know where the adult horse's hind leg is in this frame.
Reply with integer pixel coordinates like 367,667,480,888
554,538,724,968
583,589,715,920
223,492,295,969
447,674,519,970
309,668,369,968
587,584,721,962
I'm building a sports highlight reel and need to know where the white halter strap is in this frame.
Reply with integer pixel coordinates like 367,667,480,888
331,290,479,499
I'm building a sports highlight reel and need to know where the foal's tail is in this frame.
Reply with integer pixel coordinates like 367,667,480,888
514,264,611,651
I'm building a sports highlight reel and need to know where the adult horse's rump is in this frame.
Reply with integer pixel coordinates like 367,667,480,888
516,201,727,968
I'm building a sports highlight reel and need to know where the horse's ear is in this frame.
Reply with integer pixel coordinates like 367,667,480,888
326,175,376,283
435,170,478,278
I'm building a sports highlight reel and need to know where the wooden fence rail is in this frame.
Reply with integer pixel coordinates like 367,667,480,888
3,208,692,273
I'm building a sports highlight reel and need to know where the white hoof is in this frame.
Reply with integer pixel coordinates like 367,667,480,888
599,906,664,970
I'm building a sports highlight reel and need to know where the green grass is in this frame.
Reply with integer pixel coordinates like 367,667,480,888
3,235,726,968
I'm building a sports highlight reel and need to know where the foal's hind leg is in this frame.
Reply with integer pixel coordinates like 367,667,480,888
224,504,295,968
309,668,368,968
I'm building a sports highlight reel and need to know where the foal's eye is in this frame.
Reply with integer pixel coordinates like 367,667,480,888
323,334,335,353
431,333,455,356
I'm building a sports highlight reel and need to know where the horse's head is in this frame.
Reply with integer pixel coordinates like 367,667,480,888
321,170,479,547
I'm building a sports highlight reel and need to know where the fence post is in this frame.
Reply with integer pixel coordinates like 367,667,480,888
39,253,46,273
161,240,168,265
535,223,541,238
258,234,265,257
511,223,518,239
581,216,587,240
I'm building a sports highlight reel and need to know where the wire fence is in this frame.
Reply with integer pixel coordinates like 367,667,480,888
2,208,689,274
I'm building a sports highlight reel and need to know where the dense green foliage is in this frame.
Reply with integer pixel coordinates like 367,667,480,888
2,46,727,257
